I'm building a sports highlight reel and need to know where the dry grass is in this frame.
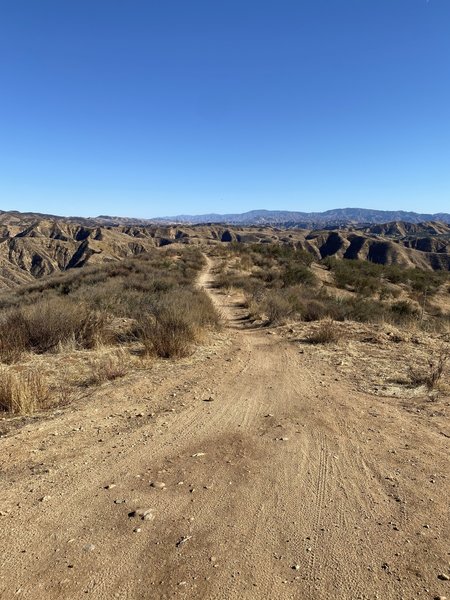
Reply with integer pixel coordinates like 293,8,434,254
0,248,220,365
0,301,110,363
0,367,49,414
0,247,221,415
85,349,131,385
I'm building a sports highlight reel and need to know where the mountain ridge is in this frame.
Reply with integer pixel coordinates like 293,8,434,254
2,207,450,227
153,208,450,226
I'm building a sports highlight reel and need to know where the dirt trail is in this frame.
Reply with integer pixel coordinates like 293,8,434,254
1,258,449,600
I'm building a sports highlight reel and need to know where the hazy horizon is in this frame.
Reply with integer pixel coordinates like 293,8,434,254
1,1,449,217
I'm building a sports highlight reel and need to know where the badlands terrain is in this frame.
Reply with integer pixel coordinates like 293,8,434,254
1,209,450,290
0,216,449,600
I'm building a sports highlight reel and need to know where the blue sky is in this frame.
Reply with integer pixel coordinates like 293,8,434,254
0,0,449,218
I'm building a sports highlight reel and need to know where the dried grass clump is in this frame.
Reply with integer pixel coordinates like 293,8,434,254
0,367,49,414
306,319,342,344
85,349,131,385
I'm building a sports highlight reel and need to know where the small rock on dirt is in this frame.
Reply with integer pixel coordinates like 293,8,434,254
176,535,192,547
128,508,155,521
150,481,166,489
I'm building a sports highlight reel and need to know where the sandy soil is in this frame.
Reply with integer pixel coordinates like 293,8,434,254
0,258,449,600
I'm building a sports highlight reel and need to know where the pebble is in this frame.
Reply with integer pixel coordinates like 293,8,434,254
150,481,166,490
128,508,155,521
434,596,447,600
39,496,51,502
176,535,192,547
114,499,126,504
104,484,116,490
204,397,215,402
133,528,142,533
292,565,300,571
438,574,450,581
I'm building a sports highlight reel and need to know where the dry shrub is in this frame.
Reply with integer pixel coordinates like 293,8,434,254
0,300,109,362
408,346,449,390
306,319,341,344
143,313,197,359
0,367,49,414
262,292,292,325
136,288,220,358
302,300,330,322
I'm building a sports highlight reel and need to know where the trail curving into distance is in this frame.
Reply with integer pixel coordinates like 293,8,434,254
0,256,449,599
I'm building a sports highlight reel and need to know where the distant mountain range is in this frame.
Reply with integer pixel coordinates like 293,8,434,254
1,207,449,227
152,208,450,227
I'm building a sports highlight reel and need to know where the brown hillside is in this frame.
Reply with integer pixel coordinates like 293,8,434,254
0,219,449,290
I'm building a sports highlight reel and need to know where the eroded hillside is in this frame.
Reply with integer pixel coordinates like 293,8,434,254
0,215,449,290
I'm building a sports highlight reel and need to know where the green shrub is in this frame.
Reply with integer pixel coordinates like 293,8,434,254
282,264,317,287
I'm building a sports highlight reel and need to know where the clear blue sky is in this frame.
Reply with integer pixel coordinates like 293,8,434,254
0,0,449,218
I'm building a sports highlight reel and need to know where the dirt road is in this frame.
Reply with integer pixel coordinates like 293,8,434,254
1,259,449,599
